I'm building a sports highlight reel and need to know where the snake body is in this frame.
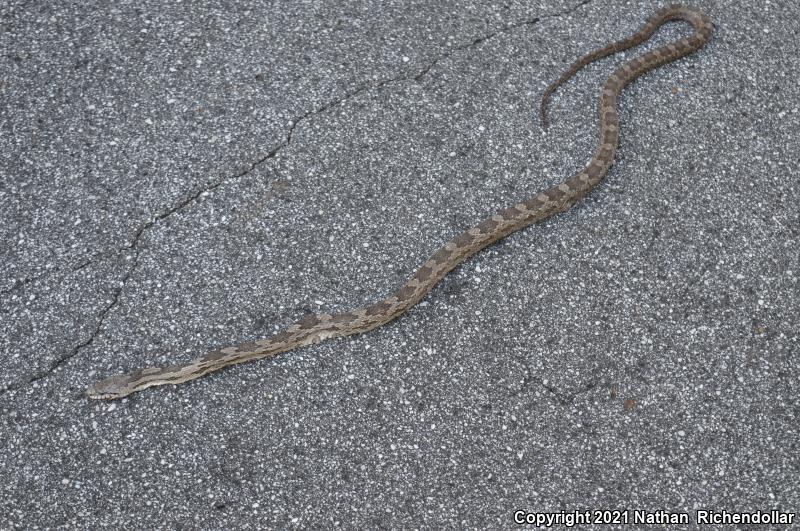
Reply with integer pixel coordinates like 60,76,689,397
87,5,712,399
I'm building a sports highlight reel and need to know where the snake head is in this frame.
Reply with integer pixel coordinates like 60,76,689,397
85,373,138,400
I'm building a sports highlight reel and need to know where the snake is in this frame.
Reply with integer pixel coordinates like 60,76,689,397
86,4,713,399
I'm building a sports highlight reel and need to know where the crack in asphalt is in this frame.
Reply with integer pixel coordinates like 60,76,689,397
2,0,597,395
533,376,600,406
0,251,138,397
508,350,601,407
2,0,595,299
414,0,594,81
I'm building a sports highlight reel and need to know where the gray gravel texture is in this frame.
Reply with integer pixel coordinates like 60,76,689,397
1,0,798,528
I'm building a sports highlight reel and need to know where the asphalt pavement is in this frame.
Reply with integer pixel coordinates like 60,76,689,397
1,0,798,528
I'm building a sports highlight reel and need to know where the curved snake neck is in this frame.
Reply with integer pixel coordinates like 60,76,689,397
87,5,713,399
